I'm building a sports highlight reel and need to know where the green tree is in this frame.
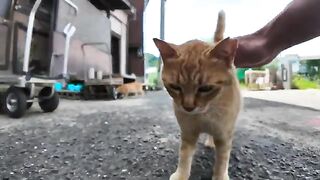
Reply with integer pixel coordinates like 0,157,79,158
144,53,159,67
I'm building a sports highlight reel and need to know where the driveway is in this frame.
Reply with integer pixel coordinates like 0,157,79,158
243,89,320,110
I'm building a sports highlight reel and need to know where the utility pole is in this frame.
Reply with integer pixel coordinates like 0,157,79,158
160,0,165,40
156,0,166,88
144,0,150,9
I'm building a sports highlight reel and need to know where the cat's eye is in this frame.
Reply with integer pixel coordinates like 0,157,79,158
198,85,214,93
169,84,182,91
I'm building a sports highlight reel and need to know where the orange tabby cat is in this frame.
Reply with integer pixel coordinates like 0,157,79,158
116,82,144,97
153,11,241,180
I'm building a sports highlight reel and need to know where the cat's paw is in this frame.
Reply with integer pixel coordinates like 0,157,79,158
212,174,230,180
170,172,189,180
204,136,215,149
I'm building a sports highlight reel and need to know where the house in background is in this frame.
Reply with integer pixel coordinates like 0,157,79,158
109,0,145,83
239,54,320,90
110,7,135,81
278,55,320,89
128,0,145,82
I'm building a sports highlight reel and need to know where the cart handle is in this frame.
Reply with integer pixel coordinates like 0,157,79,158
63,0,78,15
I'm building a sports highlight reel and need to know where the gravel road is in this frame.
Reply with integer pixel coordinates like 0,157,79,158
0,91,319,180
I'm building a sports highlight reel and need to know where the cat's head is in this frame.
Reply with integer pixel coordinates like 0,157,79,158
153,38,238,114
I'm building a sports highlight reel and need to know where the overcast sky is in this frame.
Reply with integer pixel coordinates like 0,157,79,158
144,0,320,58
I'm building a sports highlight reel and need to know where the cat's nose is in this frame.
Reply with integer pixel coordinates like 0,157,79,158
183,106,195,112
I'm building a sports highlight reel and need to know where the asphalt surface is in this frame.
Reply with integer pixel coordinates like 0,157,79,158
243,89,320,110
0,91,319,180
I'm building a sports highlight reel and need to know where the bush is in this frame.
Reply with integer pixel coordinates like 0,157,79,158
292,75,319,89
236,68,248,83
147,72,158,87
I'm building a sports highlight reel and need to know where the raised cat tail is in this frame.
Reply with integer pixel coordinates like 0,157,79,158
214,10,226,43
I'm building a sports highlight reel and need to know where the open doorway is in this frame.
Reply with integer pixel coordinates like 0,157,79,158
111,35,120,74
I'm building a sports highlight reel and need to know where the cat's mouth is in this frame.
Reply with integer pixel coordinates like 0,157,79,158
177,105,209,115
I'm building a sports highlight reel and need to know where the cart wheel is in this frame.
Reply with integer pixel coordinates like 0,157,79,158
111,86,118,100
27,102,33,109
2,87,27,118
38,87,59,112
117,92,124,99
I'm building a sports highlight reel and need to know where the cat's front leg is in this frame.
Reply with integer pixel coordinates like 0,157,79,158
170,133,199,180
212,139,232,180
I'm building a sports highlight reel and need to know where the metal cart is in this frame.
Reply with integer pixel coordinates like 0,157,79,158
0,0,77,118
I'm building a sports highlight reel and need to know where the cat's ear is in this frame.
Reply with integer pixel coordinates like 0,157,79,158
153,38,178,62
209,37,238,68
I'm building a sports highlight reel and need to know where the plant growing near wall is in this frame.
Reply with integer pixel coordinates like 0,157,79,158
292,74,319,89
